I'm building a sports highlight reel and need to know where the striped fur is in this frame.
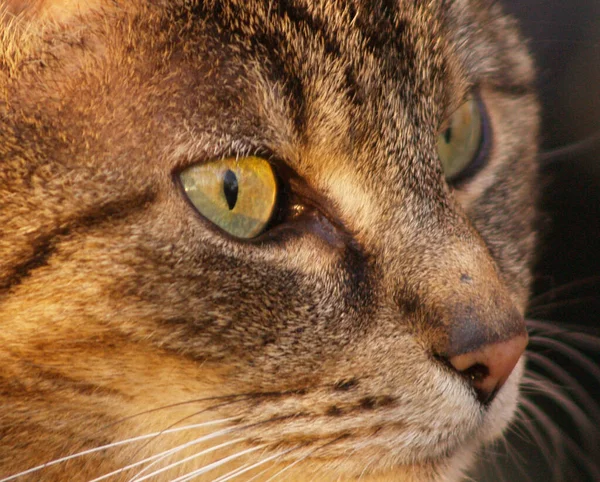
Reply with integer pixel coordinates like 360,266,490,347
0,1,539,481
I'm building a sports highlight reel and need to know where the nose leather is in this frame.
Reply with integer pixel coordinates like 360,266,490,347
446,304,526,357
448,333,528,404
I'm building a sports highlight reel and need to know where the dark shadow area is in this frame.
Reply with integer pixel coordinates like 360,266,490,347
476,1,600,481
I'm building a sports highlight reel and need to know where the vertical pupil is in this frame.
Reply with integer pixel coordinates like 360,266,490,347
223,169,238,210
444,127,453,144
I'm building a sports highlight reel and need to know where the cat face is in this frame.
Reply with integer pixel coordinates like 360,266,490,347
0,0,539,480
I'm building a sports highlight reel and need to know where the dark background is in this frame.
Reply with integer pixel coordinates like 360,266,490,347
477,1,600,481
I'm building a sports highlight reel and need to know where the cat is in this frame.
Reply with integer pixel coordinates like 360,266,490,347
0,0,588,481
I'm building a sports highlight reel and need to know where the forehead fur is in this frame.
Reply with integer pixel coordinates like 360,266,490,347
1,0,534,195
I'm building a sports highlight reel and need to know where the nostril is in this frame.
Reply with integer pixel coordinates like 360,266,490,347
457,362,494,404
461,362,489,384
445,333,528,405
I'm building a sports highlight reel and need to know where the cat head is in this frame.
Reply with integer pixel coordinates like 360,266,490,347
0,1,538,480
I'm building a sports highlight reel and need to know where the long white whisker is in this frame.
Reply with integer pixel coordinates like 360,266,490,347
130,416,292,481
88,449,175,482
129,427,241,481
128,438,245,482
212,462,270,482
0,418,237,482
212,446,298,482
209,462,268,482
265,435,346,482
241,465,276,482
90,430,243,482
527,351,600,422
168,445,266,482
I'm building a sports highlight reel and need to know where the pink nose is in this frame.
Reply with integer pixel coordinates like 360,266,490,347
448,333,528,404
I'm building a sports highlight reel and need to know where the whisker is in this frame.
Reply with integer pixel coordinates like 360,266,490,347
520,397,600,480
508,406,538,445
528,276,600,306
150,414,297,482
129,438,246,482
242,464,279,482
167,445,267,482
262,437,345,482
527,296,599,317
125,399,248,474
522,374,596,453
514,398,561,471
528,336,600,381
89,438,244,482
47,394,256,468
232,464,273,482
123,388,315,471
0,418,236,482
539,130,600,163
88,450,166,482
480,440,512,482
211,462,272,482
527,319,600,345
90,388,312,450
211,446,301,482
92,395,250,436
497,410,540,482
555,330,600,350
500,424,533,482
526,351,600,423
518,398,565,479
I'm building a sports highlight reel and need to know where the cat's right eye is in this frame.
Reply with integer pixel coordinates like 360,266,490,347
179,156,278,239
437,97,485,181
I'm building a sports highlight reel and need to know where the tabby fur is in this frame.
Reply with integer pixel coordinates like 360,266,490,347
0,1,539,480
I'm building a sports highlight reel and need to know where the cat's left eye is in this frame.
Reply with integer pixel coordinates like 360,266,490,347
437,97,484,181
179,156,278,239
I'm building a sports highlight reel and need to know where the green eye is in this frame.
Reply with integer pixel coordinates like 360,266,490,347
180,156,278,239
438,98,483,180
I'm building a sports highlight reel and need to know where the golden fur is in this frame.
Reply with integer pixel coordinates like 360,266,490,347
1,1,539,480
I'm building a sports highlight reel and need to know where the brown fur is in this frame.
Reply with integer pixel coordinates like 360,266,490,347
0,1,539,480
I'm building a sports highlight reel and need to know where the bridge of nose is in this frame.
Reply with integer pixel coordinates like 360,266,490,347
376,214,528,357
310,138,527,351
